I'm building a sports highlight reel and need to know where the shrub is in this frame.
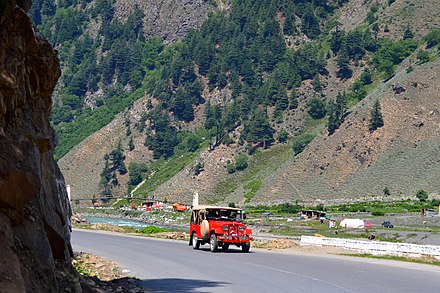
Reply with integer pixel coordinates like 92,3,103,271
292,133,315,155
416,190,429,202
246,144,257,155
186,133,201,152
235,154,249,171
194,161,204,176
227,163,236,174
307,98,326,119
417,50,430,64
128,162,149,187
372,211,385,216
314,204,325,211
425,29,440,48
431,198,440,207
138,226,168,234
278,130,288,143
278,203,302,214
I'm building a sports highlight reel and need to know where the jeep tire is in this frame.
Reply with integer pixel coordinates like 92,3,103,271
242,242,250,253
210,234,218,252
192,233,200,250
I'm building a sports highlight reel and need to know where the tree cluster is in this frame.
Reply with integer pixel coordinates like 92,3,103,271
99,143,127,198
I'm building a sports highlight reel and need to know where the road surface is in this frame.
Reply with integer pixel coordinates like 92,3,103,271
72,230,440,292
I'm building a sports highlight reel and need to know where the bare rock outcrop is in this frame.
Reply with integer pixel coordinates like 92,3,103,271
113,0,211,44
0,1,80,292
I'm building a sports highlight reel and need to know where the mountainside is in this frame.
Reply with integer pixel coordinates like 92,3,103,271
59,94,156,199
55,0,440,206
254,59,440,204
30,0,213,160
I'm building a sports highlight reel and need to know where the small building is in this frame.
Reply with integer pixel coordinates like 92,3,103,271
172,203,187,212
300,210,326,220
142,200,165,211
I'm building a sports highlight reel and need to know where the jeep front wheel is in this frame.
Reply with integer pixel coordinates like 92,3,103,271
210,234,218,252
242,242,250,253
192,233,200,250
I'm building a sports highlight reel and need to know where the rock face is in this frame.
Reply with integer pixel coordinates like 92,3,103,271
0,1,80,292
113,0,211,43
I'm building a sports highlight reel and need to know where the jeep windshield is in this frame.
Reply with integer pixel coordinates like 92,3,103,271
206,208,242,221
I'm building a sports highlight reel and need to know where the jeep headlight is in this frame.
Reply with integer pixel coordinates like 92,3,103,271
239,226,244,231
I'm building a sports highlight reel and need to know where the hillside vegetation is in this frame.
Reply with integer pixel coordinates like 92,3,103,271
30,0,211,160
42,0,440,205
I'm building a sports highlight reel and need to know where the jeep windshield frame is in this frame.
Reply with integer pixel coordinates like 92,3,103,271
206,208,242,221
192,206,244,222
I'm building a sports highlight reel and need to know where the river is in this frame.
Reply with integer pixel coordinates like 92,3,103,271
86,216,153,229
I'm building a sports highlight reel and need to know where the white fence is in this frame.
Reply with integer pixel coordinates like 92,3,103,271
300,236,440,258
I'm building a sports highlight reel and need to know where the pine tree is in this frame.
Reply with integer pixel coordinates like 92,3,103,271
308,98,326,119
301,7,321,39
336,48,352,79
99,155,112,186
128,137,134,151
138,112,147,132
243,108,274,148
289,89,299,110
109,147,127,175
312,74,322,92
327,102,339,135
360,68,373,85
369,100,384,131
403,25,414,40
327,92,347,135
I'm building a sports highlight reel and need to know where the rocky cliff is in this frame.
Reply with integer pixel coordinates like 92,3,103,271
113,0,211,43
0,1,80,291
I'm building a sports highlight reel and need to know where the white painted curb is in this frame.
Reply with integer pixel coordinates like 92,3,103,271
300,236,440,258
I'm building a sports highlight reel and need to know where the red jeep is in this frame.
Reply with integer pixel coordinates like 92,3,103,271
189,205,253,252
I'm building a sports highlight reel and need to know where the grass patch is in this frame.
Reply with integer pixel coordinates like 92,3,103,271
325,199,435,214
213,143,292,200
74,223,140,234
133,149,201,196
112,199,129,209
342,253,440,266
138,226,169,234
243,180,262,203
72,255,95,276
54,84,149,160
244,199,438,219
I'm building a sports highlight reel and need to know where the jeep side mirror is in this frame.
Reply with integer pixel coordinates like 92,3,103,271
243,212,247,220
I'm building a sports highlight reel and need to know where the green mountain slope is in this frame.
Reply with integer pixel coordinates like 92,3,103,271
30,0,212,160
50,0,440,205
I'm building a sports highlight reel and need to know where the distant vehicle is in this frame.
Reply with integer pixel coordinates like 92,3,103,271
189,206,252,252
381,221,394,228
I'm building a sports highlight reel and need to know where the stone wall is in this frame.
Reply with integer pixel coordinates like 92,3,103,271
0,1,80,291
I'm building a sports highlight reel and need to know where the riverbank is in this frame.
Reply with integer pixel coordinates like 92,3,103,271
73,208,440,246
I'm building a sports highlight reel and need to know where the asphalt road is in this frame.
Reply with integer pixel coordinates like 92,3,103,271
72,230,440,293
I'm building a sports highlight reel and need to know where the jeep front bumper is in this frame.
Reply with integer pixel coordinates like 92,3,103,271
217,235,253,243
